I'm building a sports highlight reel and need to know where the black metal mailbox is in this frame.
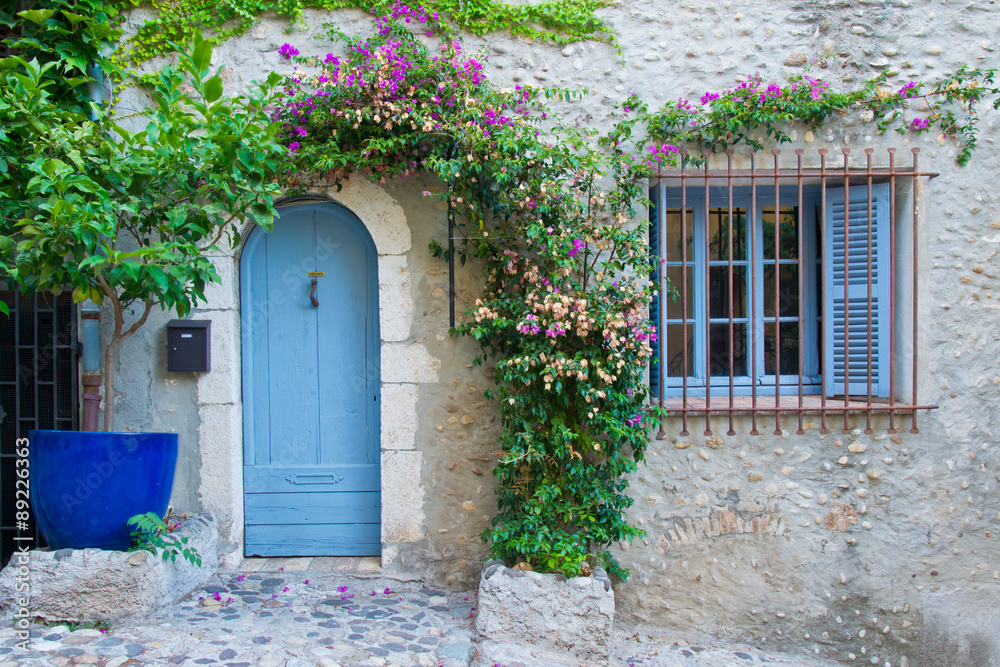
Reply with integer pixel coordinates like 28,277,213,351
166,320,211,372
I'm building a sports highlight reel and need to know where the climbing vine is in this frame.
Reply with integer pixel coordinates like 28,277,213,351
642,63,1000,166
114,0,616,67
273,3,657,578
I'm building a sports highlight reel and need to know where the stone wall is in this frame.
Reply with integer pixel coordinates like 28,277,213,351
107,1,1000,665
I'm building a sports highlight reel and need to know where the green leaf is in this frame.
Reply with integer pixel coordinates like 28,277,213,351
17,8,55,24
204,76,223,103
192,38,212,74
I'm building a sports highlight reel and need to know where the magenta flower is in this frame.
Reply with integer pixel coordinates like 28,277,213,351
383,587,392,594
568,238,586,258
899,81,918,97
294,126,308,138
911,117,930,130
288,141,300,154
278,44,299,61
324,53,339,66
700,91,720,105
236,574,245,583
337,585,348,593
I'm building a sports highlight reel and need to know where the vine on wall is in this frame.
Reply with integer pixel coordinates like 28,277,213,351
115,0,616,66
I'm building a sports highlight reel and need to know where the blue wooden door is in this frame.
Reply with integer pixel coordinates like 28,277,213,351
240,202,380,556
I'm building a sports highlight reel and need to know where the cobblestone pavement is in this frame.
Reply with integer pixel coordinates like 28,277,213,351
1,560,837,667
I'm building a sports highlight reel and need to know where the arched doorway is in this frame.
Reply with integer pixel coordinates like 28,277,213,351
240,201,381,556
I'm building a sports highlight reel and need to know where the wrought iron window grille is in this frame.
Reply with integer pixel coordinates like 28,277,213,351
649,148,938,437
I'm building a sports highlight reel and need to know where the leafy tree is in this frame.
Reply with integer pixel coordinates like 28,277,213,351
0,5,286,430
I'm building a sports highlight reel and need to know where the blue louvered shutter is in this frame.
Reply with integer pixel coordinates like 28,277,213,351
649,187,661,400
823,183,890,397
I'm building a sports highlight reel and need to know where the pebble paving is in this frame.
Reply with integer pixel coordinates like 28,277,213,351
1,570,476,667
0,567,838,667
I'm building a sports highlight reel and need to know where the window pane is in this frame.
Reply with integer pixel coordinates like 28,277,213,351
708,266,747,319
764,322,801,375
763,264,800,318
762,206,799,260
664,210,694,261
664,266,694,321
665,323,695,378
709,323,748,377
708,208,747,261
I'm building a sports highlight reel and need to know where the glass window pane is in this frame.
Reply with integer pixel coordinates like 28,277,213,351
763,264,800,318
709,323,748,377
708,266,747,319
664,210,695,261
708,208,747,261
764,322,802,375
665,323,695,378
762,206,800,260
664,266,694,321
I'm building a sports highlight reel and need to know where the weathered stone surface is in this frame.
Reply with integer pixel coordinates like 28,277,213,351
380,383,418,450
474,561,614,664
0,514,218,623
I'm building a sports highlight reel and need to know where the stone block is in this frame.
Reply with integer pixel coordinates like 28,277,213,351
381,451,425,542
326,178,410,255
378,255,413,341
196,403,243,553
193,309,241,406
381,383,418,450
0,513,218,623
381,343,440,383
474,563,615,665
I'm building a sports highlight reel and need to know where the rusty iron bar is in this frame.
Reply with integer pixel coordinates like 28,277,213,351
772,150,782,435
703,151,712,436
655,168,939,179
864,148,875,435
911,148,921,433
796,149,805,435
656,171,667,440
726,150,736,436
841,148,851,434
662,404,939,416
749,151,760,435
680,153,690,436
887,148,897,433
818,149,829,433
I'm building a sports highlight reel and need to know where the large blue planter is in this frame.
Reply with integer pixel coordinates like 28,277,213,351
28,430,178,551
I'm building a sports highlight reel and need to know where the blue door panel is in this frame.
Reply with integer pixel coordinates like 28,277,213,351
243,464,381,493
241,202,381,557
245,523,381,557
244,491,381,524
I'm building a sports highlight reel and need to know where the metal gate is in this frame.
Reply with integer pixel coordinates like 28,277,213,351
0,290,78,567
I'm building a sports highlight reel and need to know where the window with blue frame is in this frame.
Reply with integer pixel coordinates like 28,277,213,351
649,181,891,400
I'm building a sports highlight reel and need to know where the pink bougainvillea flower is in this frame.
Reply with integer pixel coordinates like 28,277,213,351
279,43,299,61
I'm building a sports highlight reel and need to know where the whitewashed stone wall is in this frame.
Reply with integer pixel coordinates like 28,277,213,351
110,2,1000,665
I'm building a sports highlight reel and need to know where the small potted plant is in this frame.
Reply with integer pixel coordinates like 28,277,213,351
0,4,285,549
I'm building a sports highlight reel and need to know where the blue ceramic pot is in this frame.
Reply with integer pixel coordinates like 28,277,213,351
28,430,178,550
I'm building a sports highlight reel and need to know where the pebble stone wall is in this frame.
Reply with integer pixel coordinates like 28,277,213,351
107,1,1000,665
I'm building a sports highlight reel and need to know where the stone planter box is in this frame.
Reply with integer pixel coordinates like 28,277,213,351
473,560,615,666
0,513,218,624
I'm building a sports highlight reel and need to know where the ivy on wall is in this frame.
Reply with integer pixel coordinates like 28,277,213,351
115,0,616,66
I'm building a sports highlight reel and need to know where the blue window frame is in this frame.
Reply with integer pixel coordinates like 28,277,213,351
650,182,890,400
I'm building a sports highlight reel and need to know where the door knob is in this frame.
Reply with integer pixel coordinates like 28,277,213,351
310,278,319,307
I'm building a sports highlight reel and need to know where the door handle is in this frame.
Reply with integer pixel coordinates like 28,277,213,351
310,279,319,307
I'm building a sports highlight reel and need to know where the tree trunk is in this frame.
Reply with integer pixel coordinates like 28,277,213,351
102,339,120,432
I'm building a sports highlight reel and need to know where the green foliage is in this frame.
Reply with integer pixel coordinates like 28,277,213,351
114,0,616,68
0,24,286,428
0,0,120,111
127,512,202,566
643,63,1000,167
273,7,658,578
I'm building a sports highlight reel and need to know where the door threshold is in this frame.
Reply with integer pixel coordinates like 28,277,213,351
238,556,381,574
